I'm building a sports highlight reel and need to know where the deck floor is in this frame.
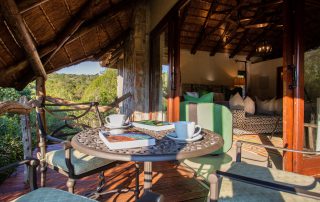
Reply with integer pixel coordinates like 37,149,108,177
0,134,284,202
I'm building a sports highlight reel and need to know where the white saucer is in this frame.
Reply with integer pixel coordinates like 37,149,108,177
166,132,203,143
104,123,132,129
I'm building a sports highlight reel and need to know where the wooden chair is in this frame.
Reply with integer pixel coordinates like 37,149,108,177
36,101,120,194
1,158,163,202
208,141,320,201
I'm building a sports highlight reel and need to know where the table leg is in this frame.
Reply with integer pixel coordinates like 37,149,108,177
144,162,152,191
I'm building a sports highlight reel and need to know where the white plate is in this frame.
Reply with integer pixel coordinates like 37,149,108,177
166,132,203,143
104,123,132,129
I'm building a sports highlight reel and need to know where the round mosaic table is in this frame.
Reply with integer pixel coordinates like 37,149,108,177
71,126,223,191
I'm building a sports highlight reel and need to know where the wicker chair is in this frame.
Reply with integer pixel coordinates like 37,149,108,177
208,141,320,201
0,158,163,202
36,101,120,194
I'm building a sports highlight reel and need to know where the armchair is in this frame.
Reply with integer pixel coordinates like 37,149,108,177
208,141,320,201
36,101,118,194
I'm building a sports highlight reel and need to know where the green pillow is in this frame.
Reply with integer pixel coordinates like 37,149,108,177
199,90,210,97
184,92,213,103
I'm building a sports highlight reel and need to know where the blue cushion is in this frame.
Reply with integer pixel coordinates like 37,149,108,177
13,187,97,202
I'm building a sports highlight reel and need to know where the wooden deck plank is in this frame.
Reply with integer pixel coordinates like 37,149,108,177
0,134,286,201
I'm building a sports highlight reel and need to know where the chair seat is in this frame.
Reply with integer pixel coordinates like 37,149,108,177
12,187,97,202
181,154,233,184
46,149,113,175
217,163,320,201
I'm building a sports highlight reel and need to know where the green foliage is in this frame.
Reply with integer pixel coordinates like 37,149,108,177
0,67,118,182
46,74,98,101
305,48,320,101
81,69,117,105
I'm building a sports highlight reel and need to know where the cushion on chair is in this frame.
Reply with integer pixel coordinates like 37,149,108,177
216,163,320,202
184,92,213,103
46,149,114,175
180,102,232,154
12,187,97,202
181,153,233,185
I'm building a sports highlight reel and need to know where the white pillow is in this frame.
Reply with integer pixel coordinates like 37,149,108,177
256,97,276,115
186,92,199,98
229,93,244,109
244,96,255,115
274,98,283,115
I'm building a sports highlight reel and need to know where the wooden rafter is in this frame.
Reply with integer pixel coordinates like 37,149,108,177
190,1,219,54
3,0,133,82
192,1,246,55
18,0,50,14
209,22,231,56
229,5,282,58
72,0,133,41
228,30,250,58
42,0,92,66
94,29,131,60
0,0,47,79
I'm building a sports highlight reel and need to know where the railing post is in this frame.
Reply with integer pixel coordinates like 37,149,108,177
236,141,243,162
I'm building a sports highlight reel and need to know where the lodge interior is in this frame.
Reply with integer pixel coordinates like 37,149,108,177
1,0,320,201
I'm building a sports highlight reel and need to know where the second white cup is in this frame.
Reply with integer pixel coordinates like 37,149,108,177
174,121,201,139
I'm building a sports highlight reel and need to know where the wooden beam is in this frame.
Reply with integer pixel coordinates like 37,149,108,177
70,0,134,42
45,92,132,113
18,0,50,14
190,1,219,54
293,0,304,174
282,0,294,172
0,0,134,88
42,0,92,66
228,30,250,58
94,29,131,60
192,1,246,54
0,0,47,79
209,22,231,56
0,101,32,116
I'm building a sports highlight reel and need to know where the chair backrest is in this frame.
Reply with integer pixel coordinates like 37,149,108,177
180,102,233,154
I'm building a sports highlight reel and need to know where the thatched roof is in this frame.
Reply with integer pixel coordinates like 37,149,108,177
1,0,320,90
0,0,134,90
180,0,320,60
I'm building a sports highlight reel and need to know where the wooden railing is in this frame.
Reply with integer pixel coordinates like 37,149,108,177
304,122,318,151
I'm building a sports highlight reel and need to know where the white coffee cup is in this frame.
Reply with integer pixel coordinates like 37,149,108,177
105,114,127,127
174,121,201,139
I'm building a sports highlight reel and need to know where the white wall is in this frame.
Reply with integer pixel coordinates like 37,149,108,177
180,49,282,99
180,49,247,87
150,0,178,30
248,58,282,99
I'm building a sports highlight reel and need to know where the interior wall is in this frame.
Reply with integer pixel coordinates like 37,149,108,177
248,58,282,99
180,49,247,87
149,0,178,30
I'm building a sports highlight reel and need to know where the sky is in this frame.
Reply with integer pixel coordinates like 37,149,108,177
57,61,105,75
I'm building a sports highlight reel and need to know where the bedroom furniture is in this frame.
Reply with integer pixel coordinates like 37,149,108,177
208,141,320,201
232,108,282,135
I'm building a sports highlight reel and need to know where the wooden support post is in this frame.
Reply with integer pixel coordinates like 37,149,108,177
0,0,47,80
317,99,320,151
36,77,46,144
173,12,181,122
19,96,32,184
292,0,304,173
282,0,294,172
